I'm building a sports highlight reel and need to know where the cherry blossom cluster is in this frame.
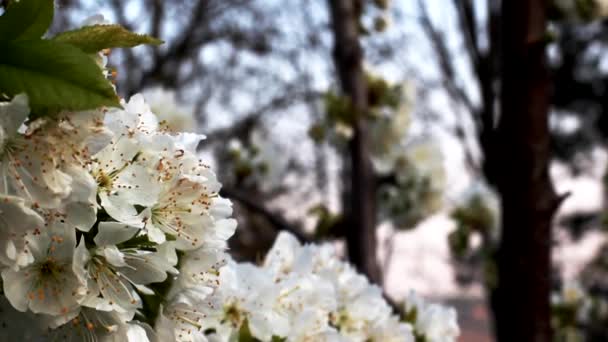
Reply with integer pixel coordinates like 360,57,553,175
158,231,460,342
0,92,236,340
0,90,459,340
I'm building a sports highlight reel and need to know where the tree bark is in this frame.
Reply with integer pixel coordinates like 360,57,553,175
327,0,382,284
493,0,560,341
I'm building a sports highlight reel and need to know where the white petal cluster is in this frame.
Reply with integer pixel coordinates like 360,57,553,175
403,291,460,342
551,280,593,324
158,231,459,342
378,139,445,229
369,82,414,173
226,129,289,190
0,92,236,341
142,87,197,133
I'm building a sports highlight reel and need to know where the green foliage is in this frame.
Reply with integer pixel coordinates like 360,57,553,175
372,0,390,10
575,0,598,21
549,0,599,21
0,0,53,40
234,320,258,342
0,0,163,115
0,40,119,114
307,122,326,143
53,24,163,53
483,257,498,289
378,172,438,230
448,193,499,288
402,306,417,324
552,303,579,329
324,91,354,125
447,224,470,259
373,16,388,32
315,74,406,146
367,74,401,109
231,319,287,342
309,204,342,238
401,307,427,342
450,195,496,234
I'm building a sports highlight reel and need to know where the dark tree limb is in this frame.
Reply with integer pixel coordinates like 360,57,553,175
424,0,500,185
417,0,480,174
220,187,310,243
327,0,382,284
201,89,321,144
493,1,560,340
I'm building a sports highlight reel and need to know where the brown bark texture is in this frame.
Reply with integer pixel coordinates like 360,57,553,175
327,0,382,284
493,0,560,341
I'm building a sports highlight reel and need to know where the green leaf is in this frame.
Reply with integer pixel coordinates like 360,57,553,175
0,0,54,40
270,337,287,342
0,39,120,114
236,320,260,342
53,24,163,53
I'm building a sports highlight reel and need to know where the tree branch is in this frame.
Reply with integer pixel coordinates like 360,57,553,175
327,0,382,284
201,89,321,144
417,0,475,114
220,187,311,243
493,1,558,340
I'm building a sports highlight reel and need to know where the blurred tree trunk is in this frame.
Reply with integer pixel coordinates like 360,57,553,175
327,0,382,284
493,0,560,340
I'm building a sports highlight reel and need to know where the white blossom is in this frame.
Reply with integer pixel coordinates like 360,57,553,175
142,87,197,132
1,223,85,318
404,291,460,342
0,195,44,269
0,95,73,207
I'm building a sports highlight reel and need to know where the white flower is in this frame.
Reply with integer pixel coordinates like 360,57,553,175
46,307,153,342
156,249,229,342
416,304,459,342
217,261,291,340
81,230,179,315
370,82,414,173
136,139,235,248
1,224,85,318
377,138,445,228
156,288,221,342
264,232,449,342
82,246,144,315
248,130,289,190
1,95,112,209
368,316,415,342
0,95,75,207
0,195,44,269
400,139,444,193
0,94,29,153
158,231,457,342
91,101,160,224
104,95,159,139
561,280,586,305
142,87,197,132
172,247,227,297
141,165,236,249
404,291,460,342
92,94,233,250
